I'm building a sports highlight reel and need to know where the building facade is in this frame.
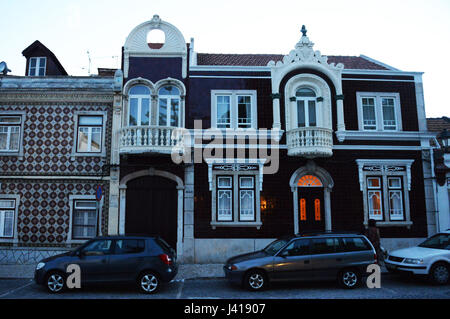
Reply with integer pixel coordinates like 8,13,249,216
111,16,437,263
0,41,119,264
0,16,440,265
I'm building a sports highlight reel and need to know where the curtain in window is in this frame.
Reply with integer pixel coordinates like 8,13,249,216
217,190,232,221
239,190,254,221
368,191,383,220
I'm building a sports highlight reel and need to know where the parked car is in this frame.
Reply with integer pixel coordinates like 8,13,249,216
34,236,178,293
385,230,450,285
224,232,377,291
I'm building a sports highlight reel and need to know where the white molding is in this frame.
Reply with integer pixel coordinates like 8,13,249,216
338,130,436,141
67,194,98,244
71,110,108,160
0,110,26,158
356,92,402,132
0,194,20,244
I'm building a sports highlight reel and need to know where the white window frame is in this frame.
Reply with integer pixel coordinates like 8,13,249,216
356,92,402,132
72,111,107,159
295,88,317,128
0,111,26,157
128,88,151,126
68,194,102,244
211,90,257,130
356,159,413,228
0,195,20,243
28,57,46,76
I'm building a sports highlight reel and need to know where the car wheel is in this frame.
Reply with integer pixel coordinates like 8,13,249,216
244,270,267,291
429,263,449,285
138,271,160,294
338,269,360,289
46,271,66,293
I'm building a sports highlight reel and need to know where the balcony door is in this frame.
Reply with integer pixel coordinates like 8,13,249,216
296,88,317,128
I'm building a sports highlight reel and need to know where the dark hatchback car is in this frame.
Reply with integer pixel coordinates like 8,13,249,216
35,236,178,293
224,233,377,290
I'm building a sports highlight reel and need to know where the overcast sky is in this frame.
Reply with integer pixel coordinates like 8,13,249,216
1,0,449,117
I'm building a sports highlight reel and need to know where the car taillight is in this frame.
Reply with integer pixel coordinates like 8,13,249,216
159,254,172,265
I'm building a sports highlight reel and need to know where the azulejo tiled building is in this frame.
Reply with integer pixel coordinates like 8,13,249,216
0,16,441,264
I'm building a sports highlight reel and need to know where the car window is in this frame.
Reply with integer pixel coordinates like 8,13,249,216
311,238,338,255
281,239,310,257
263,238,290,255
340,237,372,252
419,234,450,250
114,239,145,254
82,239,113,256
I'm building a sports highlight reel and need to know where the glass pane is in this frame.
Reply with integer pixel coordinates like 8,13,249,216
382,98,396,130
170,99,180,127
158,98,168,126
75,201,97,209
296,88,316,97
141,98,150,126
79,116,103,126
314,199,321,221
159,86,180,96
216,96,230,128
237,96,252,128
218,176,232,188
300,198,306,221
362,98,376,130
0,116,21,123
239,190,254,221
115,239,145,254
30,58,36,67
82,240,112,255
129,99,138,126
388,177,401,189
91,127,102,152
9,128,20,151
0,130,6,150
129,85,150,95
368,191,383,220
39,58,46,67
389,190,404,220
239,176,254,188
297,100,305,127
77,127,89,152
3,211,14,237
0,200,15,209
308,100,316,127
311,238,337,254
38,67,45,76
217,190,232,221
367,177,380,188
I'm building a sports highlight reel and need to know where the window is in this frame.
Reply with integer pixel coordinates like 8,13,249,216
114,239,145,254
72,200,98,239
0,199,15,238
76,115,104,153
357,93,402,131
28,57,46,76
81,239,112,256
239,176,255,221
311,238,339,254
212,91,257,129
158,86,181,127
128,85,150,126
357,159,413,227
0,116,22,152
296,88,316,128
217,176,233,221
282,239,311,256
340,237,372,252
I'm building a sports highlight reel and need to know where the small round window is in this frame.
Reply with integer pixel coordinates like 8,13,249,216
147,29,166,49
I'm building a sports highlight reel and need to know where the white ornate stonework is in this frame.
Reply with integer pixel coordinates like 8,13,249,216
123,15,188,78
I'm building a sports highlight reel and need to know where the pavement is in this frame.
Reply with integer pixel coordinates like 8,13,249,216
0,263,388,280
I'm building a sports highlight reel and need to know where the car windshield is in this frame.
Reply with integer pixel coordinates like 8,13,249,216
263,238,290,255
418,234,450,250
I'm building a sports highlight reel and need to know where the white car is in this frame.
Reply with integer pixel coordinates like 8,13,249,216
385,230,450,285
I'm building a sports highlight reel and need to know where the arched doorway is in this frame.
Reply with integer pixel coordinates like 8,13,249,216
290,161,334,234
119,169,184,252
125,176,178,248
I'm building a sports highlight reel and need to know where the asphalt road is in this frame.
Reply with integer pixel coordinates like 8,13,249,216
0,274,449,299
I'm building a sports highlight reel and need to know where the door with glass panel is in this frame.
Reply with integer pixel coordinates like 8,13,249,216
158,86,181,127
296,88,317,128
297,175,325,232
128,85,150,146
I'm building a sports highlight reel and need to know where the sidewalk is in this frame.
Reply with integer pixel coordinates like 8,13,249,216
0,263,388,280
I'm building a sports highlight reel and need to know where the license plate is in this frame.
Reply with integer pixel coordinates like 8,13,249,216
387,264,397,270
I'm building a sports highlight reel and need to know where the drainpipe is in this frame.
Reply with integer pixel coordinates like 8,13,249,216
430,138,440,233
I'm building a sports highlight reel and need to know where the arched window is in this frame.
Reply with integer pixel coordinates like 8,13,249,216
158,86,181,127
296,87,316,128
128,85,150,126
297,175,323,187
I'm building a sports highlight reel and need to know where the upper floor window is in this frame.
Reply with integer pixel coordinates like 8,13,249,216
0,116,22,152
357,92,402,131
76,115,103,153
211,90,257,129
158,86,181,127
128,85,151,126
29,57,46,76
296,88,316,128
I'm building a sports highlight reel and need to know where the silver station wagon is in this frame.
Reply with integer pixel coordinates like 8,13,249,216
224,232,377,290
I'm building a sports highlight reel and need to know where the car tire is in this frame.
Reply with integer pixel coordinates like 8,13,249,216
138,271,160,294
244,269,267,291
429,262,449,285
45,271,66,293
338,269,361,289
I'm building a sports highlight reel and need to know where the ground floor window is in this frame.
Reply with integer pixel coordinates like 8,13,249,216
0,199,15,238
72,200,98,239
356,159,413,228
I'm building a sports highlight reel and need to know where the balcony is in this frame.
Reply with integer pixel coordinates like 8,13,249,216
286,127,333,158
119,125,183,154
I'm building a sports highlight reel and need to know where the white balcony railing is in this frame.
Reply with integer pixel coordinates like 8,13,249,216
286,127,333,158
119,125,183,154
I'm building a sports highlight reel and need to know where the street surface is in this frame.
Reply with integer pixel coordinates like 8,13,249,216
0,274,449,299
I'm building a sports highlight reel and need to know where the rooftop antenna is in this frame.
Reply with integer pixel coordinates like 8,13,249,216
87,50,91,75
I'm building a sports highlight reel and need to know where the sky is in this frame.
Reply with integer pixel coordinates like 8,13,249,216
1,0,449,118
